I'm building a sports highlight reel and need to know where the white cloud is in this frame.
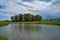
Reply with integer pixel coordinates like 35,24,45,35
21,1,52,11
0,0,60,20
12,0,22,2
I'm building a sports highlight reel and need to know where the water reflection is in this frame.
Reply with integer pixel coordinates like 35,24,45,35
11,24,42,32
9,24,42,40
0,24,60,40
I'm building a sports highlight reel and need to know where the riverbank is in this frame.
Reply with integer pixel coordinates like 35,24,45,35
0,21,60,27
14,21,60,25
0,21,11,27
40,21,60,25
0,35,8,40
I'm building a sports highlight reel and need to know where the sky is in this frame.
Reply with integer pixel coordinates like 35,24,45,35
0,0,60,20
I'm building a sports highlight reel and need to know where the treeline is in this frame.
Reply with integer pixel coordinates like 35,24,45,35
11,13,42,22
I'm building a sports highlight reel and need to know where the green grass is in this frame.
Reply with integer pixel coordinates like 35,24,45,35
0,35,8,40
40,21,60,25
14,21,60,25
0,21,11,27
0,21,60,27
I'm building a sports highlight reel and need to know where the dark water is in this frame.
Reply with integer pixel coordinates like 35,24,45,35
0,24,60,40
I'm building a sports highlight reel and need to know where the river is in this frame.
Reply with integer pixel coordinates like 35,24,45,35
0,24,60,40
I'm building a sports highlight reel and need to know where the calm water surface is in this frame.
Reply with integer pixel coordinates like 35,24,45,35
0,24,60,40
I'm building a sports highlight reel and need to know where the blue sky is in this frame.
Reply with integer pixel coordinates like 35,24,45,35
0,0,60,20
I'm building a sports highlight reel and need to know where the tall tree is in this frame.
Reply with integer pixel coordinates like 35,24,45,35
24,14,31,21
36,14,42,21
14,15,18,22
11,16,14,22
18,14,23,21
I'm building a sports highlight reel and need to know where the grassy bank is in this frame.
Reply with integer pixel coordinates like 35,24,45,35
0,35,8,40
0,21,11,27
0,21,60,27
40,21,60,25
13,21,60,25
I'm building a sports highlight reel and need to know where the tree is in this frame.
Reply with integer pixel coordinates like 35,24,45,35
24,14,31,21
18,14,23,21
11,16,14,22
14,15,18,22
36,14,42,21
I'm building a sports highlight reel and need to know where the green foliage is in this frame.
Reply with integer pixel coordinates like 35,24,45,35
18,14,23,21
35,14,42,21
11,16,14,22
11,13,42,22
24,14,32,21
